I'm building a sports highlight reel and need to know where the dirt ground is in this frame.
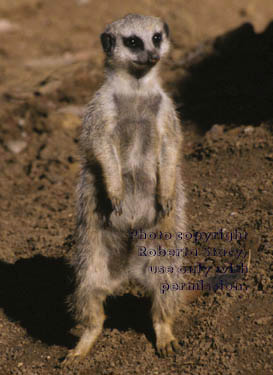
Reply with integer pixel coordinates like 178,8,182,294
0,0,272,374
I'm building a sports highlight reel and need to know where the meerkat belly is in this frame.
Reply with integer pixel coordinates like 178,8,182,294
110,165,158,230
121,122,158,188
115,130,158,229
110,93,162,229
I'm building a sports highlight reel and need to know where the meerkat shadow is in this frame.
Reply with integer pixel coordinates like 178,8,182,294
104,294,156,345
177,21,273,133
0,256,156,348
0,255,76,347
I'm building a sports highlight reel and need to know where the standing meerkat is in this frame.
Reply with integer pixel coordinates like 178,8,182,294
65,14,193,364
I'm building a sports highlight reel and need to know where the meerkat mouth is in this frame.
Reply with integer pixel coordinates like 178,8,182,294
133,59,159,67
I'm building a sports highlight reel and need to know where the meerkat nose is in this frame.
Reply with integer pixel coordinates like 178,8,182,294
148,51,160,65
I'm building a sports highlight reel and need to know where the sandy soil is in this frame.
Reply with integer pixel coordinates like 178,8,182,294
0,0,272,374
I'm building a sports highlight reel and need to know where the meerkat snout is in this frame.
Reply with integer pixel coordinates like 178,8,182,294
147,50,160,65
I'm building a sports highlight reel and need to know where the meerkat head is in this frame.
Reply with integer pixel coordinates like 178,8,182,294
100,14,170,79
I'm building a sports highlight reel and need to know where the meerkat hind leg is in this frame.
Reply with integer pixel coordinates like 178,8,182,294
152,295,180,357
63,293,106,365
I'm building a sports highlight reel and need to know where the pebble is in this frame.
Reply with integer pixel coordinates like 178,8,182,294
18,118,25,127
265,153,273,161
207,124,224,138
76,0,90,4
244,126,254,134
6,140,27,154
37,80,61,95
254,316,272,325
0,19,19,33
25,51,92,68
61,113,81,129
57,105,85,117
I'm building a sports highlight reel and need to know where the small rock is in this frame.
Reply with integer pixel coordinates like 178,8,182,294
25,51,92,68
239,8,247,17
38,80,61,95
25,54,74,68
254,316,272,325
61,113,81,129
7,140,27,154
69,161,80,175
244,126,254,134
265,153,273,161
207,124,224,138
0,19,19,33
18,118,25,127
58,105,85,117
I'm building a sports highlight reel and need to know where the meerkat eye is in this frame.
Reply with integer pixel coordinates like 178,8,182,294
152,33,162,47
123,35,144,50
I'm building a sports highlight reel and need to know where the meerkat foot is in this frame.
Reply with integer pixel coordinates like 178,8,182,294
156,338,180,357
154,320,180,357
62,327,101,366
62,349,85,366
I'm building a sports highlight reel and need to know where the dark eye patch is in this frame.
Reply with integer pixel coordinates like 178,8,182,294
152,32,162,48
123,35,144,51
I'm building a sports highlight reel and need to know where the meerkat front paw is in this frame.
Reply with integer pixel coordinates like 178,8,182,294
158,197,174,217
108,188,123,216
111,197,123,216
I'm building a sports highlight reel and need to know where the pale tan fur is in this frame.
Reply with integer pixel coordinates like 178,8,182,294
64,14,190,364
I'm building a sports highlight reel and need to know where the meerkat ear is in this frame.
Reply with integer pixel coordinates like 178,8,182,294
163,22,170,38
100,32,116,56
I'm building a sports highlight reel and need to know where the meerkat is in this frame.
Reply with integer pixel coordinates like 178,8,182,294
64,14,195,364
